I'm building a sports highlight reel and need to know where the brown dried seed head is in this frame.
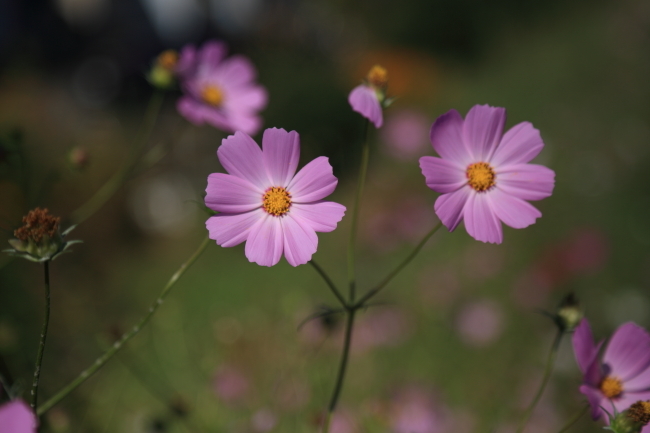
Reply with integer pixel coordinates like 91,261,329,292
14,208,60,243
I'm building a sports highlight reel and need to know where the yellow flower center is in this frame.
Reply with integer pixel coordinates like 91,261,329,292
367,65,388,88
466,162,496,192
201,85,224,107
262,187,291,216
600,376,624,399
157,50,178,71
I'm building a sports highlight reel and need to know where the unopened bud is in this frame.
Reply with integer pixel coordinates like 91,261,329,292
554,293,583,333
147,50,179,89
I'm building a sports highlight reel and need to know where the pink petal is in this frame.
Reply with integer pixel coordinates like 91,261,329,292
491,121,544,166
198,41,228,72
226,111,264,137
624,364,650,392
434,186,471,232
206,209,263,247
290,202,346,233
463,192,503,244
262,128,300,187
612,390,650,414
215,55,259,88
496,164,555,201
419,156,466,193
288,157,338,203
205,173,262,213
429,109,472,166
245,214,284,267
0,400,38,433
487,188,542,229
462,104,506,161
281,214,318,266
573,319,598,374
579,384,605,420
217,132,269,189
227,85,268,112
604,323,650,382
348,85,383,128
176,45,197,78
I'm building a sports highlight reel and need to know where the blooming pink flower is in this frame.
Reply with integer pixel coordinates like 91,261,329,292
348,65,388,128
572,318,650,422
419,105,555,244
205,128,346,267
176,40,267,135
0,400,38,433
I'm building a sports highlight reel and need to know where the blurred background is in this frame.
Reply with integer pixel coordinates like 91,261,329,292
1,0,650,431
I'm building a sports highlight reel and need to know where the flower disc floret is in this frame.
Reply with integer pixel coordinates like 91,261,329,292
204,128,346,267
419,104,556,244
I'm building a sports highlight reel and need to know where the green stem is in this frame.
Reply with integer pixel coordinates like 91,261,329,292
556,405,588,433
37,236,209,416
30,261,51,411
70,91,165,225
346,119,370,303
323,308,356,433
354,221,442,308
516,329,563,433
309,260,347,308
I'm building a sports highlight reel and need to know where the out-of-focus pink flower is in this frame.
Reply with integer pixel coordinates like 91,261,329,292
419,105,555,244
572,318,650,420
204,128,346,267
251,408,277,432
348,65,388,128
212,365,250,405
381,109,430,160
352,307,413,354
0,400,38,433
176,40,267,135
455,300,504,347
389,386,448,433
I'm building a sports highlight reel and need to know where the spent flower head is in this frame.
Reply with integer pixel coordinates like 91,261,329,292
5,208,80,262
419,105,555,244
348,65,391,128
607,401,650,433
572,318,650,421
204,128,346,267
175,40,267,135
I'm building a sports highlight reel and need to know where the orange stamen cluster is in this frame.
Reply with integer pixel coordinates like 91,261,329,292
367,65,388,88
466,162,496,192
157,50,178,70
600,376,624,399
201,85,224,107
262,187,291,216
14,208,60,243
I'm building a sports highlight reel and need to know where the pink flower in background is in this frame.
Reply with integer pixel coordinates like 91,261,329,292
419,105,555,244
176,40,267,135
348,65,388,128
455,300,504,347
389,386,448,433
381,109,430,160
205,128,346,267
0,400,38,433
212,364,250,405
572,318,650,421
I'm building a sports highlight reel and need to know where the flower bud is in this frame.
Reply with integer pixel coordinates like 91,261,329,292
554,293,583,333
147,49,179,89
365,65,389,105
4,208,81,262
608,401,650,433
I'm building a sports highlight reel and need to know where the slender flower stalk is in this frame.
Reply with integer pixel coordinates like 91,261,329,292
70,91,164,225
30,261,51,411
556,405,589,433
516,329,563,433
347,118,370,303
309,260,347,308
354,221,442,308
37,236,209,415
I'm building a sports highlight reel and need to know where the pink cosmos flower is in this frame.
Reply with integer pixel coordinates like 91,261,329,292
572,318,650,423
205,128,346,267
419,105,555,244
348,65,388,128
0,400,38,433
176,40,267,135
